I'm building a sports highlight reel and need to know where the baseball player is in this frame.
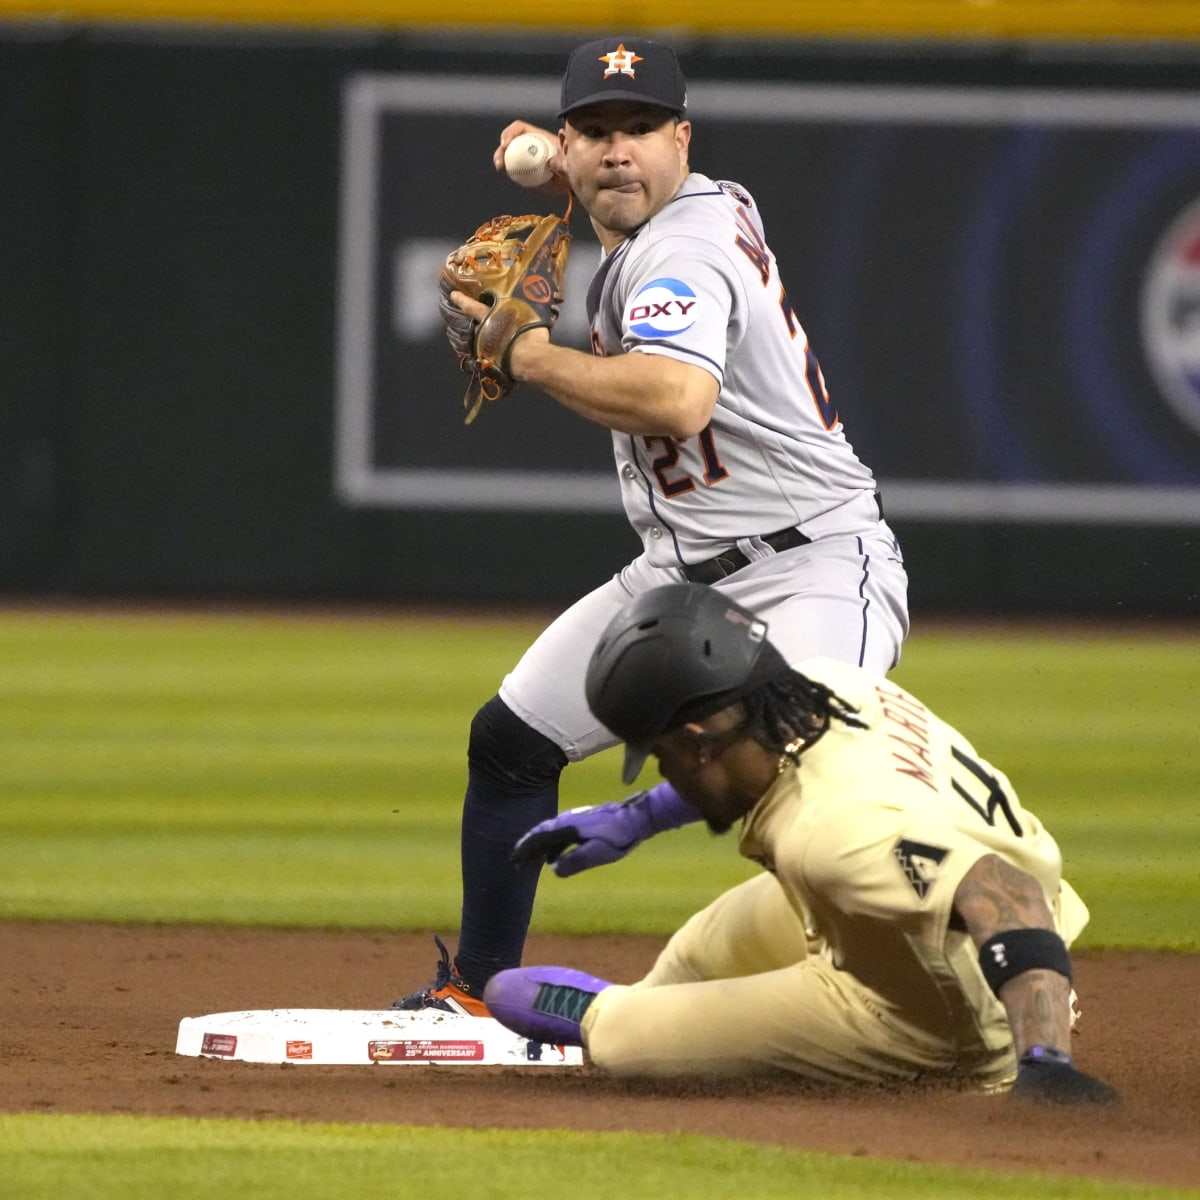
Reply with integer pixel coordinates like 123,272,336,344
396,37,909,1013
487,584,1119,1105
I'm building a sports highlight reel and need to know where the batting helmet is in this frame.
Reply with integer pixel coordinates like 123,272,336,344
585,583,789,784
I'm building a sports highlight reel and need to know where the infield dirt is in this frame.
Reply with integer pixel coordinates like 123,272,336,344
3,922,1197,1190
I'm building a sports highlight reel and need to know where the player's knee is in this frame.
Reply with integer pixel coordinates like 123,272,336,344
468,695,568,792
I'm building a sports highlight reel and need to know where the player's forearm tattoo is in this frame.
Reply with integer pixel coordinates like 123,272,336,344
1003,970,1072,1056
954,855,1073,1054
953,853,1054,943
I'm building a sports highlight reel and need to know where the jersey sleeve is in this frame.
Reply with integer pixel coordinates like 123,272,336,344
616,235,742,384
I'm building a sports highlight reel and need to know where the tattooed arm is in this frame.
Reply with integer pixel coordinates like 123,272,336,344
953,854,1073,1055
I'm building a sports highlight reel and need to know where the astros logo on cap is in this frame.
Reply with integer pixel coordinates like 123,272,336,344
599,44,643,78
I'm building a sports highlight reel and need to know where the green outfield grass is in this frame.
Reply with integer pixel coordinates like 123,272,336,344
1,609,1195,947
1,1114,1190,1200
1,608,1197,1200
0,609,755,932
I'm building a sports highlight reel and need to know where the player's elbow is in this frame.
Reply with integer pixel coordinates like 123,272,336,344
656,369,719,439
954,854,1057,947
660,409,710,440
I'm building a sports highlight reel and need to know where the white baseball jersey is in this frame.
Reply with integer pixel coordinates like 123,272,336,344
500,177,909,761
588,172,878,568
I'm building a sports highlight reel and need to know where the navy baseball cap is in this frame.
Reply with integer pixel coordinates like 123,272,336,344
558,37,687,121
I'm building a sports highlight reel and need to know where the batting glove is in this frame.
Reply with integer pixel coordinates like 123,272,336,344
511,784,699,877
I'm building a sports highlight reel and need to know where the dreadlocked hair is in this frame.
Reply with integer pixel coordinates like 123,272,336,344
740,668,868,759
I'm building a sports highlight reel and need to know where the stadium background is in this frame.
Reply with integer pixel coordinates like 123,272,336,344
1,2,1197,616
1,8,1198,1194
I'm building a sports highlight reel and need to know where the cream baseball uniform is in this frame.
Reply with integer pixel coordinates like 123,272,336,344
580,658,1089,1087
500,176,908,762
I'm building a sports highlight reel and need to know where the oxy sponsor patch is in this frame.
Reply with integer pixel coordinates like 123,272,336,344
627,277,698,339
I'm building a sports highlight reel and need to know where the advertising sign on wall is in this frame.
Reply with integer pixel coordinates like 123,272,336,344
335,74,1200,526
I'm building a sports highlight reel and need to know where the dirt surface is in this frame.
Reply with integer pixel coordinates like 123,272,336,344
3,922,1198,1190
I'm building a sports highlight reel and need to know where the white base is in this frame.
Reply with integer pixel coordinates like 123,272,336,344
175,1008,583,1067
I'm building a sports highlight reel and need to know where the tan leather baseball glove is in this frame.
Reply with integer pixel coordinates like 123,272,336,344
438,212,572,424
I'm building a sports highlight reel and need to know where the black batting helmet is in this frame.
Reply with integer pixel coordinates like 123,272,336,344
585,583,789,784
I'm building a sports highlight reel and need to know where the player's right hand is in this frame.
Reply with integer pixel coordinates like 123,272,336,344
493,120,570,195
511,794,655,877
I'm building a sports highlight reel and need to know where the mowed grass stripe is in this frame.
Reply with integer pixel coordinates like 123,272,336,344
0,611,1195,944
0,1114,1183,1200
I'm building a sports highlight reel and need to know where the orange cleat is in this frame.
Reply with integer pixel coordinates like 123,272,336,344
391,935,492,1018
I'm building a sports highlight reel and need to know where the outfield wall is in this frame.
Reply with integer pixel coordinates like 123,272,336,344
2,21,1198,614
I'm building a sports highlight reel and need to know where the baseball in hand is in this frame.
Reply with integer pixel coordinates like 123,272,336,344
503,132,556,188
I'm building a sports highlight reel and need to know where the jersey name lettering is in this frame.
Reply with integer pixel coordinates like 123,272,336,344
875,683,937,793
733,205,772,286
732,203,839,428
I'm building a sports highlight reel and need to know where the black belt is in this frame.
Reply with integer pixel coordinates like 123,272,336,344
681,492,885,585
681,526,812,584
